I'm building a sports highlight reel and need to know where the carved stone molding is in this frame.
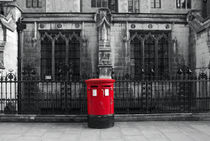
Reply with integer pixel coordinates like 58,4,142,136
187,11,210,33
96,8,113,78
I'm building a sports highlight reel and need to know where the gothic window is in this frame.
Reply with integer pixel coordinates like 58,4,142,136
130,37,142,79
128,0,140,13
68,36,80,78
144,36,156,79
41,31,81,80
26,0,42,8
91,0,118,12
55,36,66,80
158,37,169,79
41,36,52,78
151,0,161,8
176,0,191,9
130,31,170,80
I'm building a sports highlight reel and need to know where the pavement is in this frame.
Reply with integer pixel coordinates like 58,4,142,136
0,121,210,141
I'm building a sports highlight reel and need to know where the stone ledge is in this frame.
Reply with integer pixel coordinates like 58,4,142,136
1,113,210,122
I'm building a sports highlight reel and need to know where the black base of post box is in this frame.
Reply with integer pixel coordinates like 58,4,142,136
88,114,114,129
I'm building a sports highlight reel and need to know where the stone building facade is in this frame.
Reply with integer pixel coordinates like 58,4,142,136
1,0,209,79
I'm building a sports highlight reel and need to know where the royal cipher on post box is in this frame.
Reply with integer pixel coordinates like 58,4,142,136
85,79,115,128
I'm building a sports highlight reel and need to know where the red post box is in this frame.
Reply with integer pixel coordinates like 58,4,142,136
85,79,115,128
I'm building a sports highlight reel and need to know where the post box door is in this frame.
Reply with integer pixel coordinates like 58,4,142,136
102,85,114,114
89,86,111,115
88,86,100,115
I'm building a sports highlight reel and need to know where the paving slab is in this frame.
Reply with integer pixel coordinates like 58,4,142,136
0,121,210,141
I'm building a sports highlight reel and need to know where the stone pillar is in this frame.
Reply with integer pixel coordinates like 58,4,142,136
95,9,113,78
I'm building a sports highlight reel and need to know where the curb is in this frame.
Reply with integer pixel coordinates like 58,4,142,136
0,113,210,122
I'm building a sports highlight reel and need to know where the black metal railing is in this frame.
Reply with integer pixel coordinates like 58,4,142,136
0,72,210,115
113,75,210,114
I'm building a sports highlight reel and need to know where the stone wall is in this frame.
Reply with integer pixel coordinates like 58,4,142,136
21,21,191,77
118,0,128,13
46,0,80,12
22,23,40,77
110,22,190,75
21,22,98,77
81,0,98,13
172,24,190,65
111,23,127,73
83,23,97,74
16,0,203,14
151,0,202,14
195,30,210,74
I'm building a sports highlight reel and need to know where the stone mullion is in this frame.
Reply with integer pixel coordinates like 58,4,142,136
132,0,135,12
65,39,69,65
141,39,145,79
155,39,159,78
168,34,172,79
52,39,55,80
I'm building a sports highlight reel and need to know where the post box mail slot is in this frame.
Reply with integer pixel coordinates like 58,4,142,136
92,89,97,96
104,89,109,96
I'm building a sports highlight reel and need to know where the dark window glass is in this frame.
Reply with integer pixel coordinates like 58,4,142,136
151,0,161,8
92,0,117,12
26,0,42,8
144,37,155,80
26,0,32,8
109,0,117,12
92,0,97,7
130,37,142,79
177,0,191,9
128,0,133,12
158,37,169,79
41,37,52,79
128,0,140,13
102,0,108,7
97,0,102,7
55,37,66,80
187,0,191,9
38,0,42,8
32,0,38,7
69,37,80,79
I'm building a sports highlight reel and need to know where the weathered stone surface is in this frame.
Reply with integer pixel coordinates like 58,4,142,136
46,0,80,12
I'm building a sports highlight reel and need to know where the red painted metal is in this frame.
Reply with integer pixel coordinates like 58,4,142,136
85,79,115,115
